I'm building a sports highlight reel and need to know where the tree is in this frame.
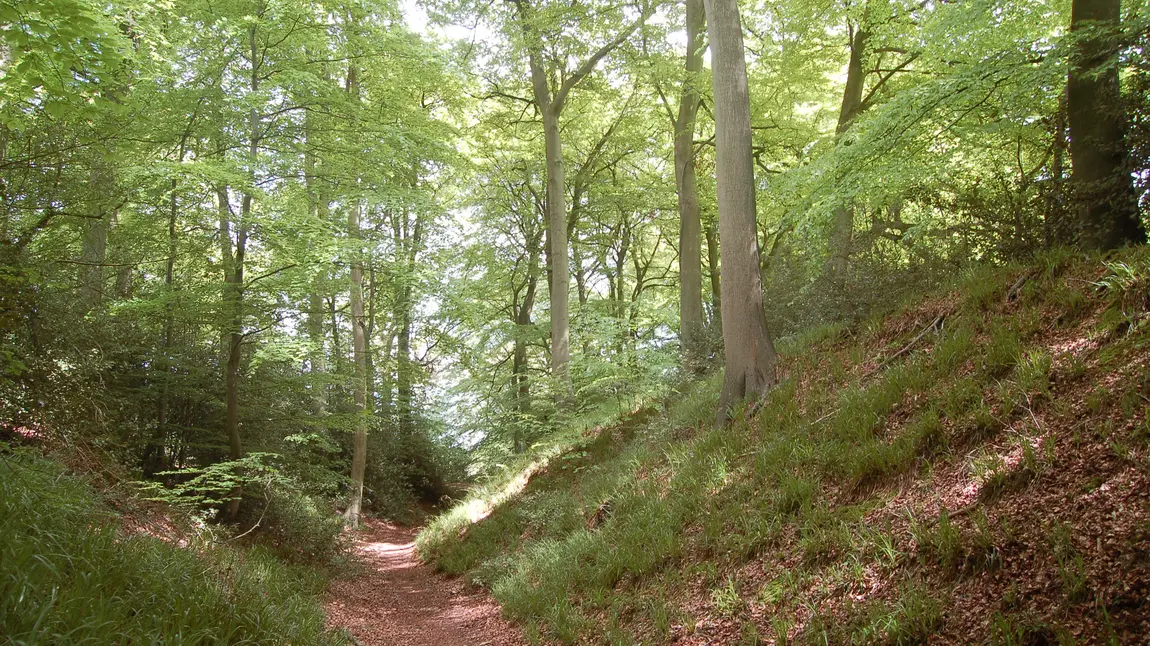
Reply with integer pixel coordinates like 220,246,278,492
663,0,706,365
510,0,651,403
1067,0,1146,249
705,0,779,423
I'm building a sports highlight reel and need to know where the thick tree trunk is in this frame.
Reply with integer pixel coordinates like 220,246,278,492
1067,0,1146,249
825,23,869,283
677,0,706,364
705,0,779,424
345,197,368,528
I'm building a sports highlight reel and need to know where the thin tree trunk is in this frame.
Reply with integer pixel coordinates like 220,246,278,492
705,220,721,319
512,0,647,404
344,64,369,529
676,0,705,364
1046,89,1072,246
79,163,112,312
146,174,179,478
221,23,260,521
1067,0,1146,249
706,0,779,424
512,227,542,453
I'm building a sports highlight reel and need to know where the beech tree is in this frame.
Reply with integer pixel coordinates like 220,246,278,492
705,0,778,422
507,0,651,402
1067,0,1147,249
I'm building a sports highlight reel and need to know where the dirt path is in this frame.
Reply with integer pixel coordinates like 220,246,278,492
325,519,526,646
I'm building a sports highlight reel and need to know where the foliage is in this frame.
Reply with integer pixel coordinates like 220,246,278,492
0,448,344,645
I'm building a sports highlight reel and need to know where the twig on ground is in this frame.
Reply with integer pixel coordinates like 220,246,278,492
862,314,946,380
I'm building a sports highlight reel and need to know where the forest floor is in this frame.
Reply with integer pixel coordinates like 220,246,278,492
325,519,526,646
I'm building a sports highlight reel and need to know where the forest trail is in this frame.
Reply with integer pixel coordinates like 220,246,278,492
325,519,526,646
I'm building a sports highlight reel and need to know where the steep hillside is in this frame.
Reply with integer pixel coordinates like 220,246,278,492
418,250,1150,645
0,448,345,645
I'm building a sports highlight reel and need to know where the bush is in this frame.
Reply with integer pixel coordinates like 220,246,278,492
0,448,343,645
240,485,350,567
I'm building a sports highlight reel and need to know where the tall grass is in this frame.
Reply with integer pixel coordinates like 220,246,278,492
0,449,344,645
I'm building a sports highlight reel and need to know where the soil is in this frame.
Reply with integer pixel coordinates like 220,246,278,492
326,519,527,646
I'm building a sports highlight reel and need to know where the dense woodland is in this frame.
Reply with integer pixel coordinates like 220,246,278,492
2,0,1149,643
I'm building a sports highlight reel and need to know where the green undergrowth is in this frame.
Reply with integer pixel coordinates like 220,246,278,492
418,249,1150,645
0,448,346,645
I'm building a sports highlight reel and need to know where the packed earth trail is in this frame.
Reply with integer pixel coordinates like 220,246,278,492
325,519,526,646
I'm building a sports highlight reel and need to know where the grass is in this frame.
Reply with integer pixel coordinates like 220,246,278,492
417,252,1147,644
0,448,343,646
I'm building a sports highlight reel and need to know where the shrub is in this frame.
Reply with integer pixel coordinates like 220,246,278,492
0,449,342,645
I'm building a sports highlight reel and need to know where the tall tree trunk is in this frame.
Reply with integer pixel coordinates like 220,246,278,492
825,21,869,283
220,23,260,521
1067,0,1146,249
394,199,422,439
539,102,573,401
344,65,369,529
676,0,706,364
146,175,179,478
705,0,779,424
304,106,328,415
513,0,647,404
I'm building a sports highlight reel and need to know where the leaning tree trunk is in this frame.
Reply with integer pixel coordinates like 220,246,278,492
1067,0,1146,249
705,0,779,424
676,0,706,365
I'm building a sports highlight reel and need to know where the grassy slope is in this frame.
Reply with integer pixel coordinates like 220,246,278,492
418,250,1150,646
0,449,345,645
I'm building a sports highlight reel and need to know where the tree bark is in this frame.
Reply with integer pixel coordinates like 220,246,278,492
676,0,706,365
705,0,779,424
344,65,369,529
705,219,721,318
394,201,422,439
1046,89,1073,246
825,21,869,283
304,99,328,415
1067,0,1146,249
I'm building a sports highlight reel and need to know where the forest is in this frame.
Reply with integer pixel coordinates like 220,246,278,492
1,0,1148,644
